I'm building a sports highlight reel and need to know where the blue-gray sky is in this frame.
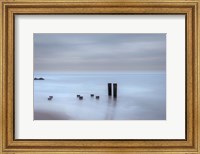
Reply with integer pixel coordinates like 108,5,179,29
34,33,166,73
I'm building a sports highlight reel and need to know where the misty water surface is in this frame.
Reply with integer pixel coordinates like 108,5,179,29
34,73,166,120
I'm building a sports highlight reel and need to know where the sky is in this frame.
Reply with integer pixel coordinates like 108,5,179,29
34,33,166,73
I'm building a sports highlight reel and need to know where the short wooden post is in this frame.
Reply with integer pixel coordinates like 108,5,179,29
108,83,112,96
113,83,117,98
79,96,83,100
96,96,100,99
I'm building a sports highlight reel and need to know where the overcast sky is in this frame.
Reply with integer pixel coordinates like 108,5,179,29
34,33,166,73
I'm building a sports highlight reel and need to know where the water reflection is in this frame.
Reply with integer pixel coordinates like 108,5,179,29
105,97,117,120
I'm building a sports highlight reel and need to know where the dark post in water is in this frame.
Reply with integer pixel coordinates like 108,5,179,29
108,83,112,96
113,83,117,98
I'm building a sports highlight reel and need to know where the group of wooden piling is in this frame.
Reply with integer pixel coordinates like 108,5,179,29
108,83,117,98
77,94,100,100
77,95,84,100
47,83,117,102
77,83,117,101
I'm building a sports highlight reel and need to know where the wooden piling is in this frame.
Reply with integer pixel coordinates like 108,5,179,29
108,83,112,96
91,94,94,97
48,96,53,101
79,96,83,100
113,83,117,98
96,96,100,99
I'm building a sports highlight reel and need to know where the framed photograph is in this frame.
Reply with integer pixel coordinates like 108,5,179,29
33,33,167,121
0,0,199,153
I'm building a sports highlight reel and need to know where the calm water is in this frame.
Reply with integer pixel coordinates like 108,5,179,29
34,73,166,120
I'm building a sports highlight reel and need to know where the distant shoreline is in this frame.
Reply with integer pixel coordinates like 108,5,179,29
34,72,166,75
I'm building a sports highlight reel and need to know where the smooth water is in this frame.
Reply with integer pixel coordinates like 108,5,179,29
34,73,166,120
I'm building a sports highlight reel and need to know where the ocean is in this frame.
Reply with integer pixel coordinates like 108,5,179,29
34,73,166,120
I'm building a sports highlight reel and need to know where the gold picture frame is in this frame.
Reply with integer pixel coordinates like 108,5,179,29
0,0,199,153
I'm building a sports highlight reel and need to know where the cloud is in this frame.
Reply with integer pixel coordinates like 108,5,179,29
34,33,166,73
